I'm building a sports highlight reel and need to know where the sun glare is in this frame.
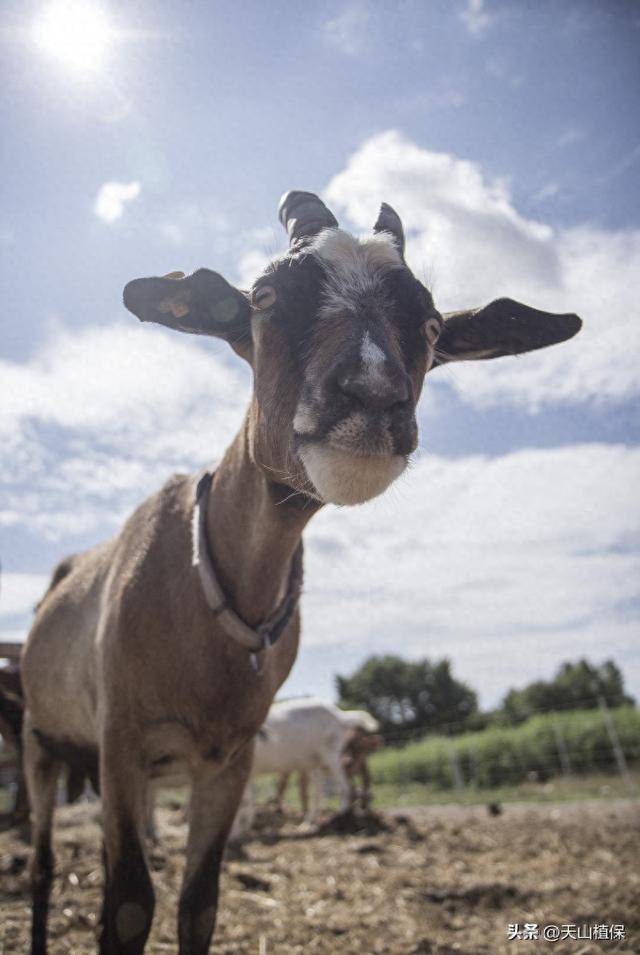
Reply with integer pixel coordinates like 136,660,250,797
32,0,114,76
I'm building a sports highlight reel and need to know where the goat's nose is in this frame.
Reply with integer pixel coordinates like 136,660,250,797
335,364,411,413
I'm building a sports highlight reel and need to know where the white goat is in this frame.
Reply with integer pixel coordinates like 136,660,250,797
234,698,378,834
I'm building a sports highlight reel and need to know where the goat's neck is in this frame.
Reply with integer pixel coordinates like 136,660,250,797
206,420,317,627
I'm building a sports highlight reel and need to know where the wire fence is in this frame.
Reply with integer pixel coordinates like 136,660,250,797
369,701,639,799
2,648,638,813
371,692,636,744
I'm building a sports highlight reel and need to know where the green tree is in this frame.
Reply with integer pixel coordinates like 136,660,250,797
336,654,478,741
498,658,633,725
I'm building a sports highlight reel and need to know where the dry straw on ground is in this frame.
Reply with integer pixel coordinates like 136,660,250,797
1,800,638,954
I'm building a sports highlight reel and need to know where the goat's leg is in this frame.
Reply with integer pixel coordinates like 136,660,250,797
23,713,61,955
178,746,253,955
228,778,255,844
144,781,159,845
274,771,289,811
99,739,154,955
14,767,30,834
360,759,371,809
324,751,351,813
346,766,358,810
298,770,309,816
304,763,323,824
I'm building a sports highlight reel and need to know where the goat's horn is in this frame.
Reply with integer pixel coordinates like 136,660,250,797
278,191,338,245
373,202,405,258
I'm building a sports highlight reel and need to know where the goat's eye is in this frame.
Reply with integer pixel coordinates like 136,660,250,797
252,285,277,311
424,317,441,346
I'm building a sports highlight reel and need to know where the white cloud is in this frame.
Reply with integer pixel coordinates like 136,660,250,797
0,630,26,648
94,180,141,224
0,320,250,540
300,444,640,706
532,181,561,203
324,2,370,55
0,573,50,620
458,0,492,36
0,321,246,440
155,204,273,277
236,248,273,289
234,227,282,288
324,130,640,409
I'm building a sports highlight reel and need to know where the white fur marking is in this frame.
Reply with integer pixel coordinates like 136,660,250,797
361,331,386,373
309,229,402,275
299,444,406,506
293,402,317,435
309,229,403,318
354,330,390,395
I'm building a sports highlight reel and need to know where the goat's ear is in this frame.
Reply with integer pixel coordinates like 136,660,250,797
123,269,251,342
432,297,582,367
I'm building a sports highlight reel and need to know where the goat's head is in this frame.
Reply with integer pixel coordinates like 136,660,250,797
123,191,581,506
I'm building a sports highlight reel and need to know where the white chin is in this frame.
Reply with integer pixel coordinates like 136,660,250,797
299,445,407,505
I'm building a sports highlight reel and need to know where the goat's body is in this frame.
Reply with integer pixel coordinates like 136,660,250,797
21,190,581,955
24,474,299,775
235,700,377,832
23,539,111,754
23,449,306,954
254,699,356,776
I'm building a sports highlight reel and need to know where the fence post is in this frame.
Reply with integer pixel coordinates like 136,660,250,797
597,695,636,797
552,720,572,777
448,742,465,799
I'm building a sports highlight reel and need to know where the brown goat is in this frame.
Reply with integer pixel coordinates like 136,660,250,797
1,661,91,826
342,728,384,809
0,665,29,827
21,190,581,954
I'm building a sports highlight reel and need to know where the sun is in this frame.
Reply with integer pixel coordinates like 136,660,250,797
31,0,115,77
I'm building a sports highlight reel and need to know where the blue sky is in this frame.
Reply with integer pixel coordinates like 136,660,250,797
1,0,639,710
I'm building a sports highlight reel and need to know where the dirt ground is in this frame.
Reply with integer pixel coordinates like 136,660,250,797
1,799,638,955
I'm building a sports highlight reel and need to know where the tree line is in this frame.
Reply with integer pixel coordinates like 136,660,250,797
336,655,634,741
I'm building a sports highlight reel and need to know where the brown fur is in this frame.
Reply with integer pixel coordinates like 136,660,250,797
33,555,77,611
23,435,314,753
21,415,317,955
342,729,384,809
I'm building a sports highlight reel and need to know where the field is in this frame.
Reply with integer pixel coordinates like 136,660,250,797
269,770,640,811
1,798,638,954
367,708,640,792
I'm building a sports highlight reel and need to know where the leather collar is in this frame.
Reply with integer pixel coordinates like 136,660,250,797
192,472,304,660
